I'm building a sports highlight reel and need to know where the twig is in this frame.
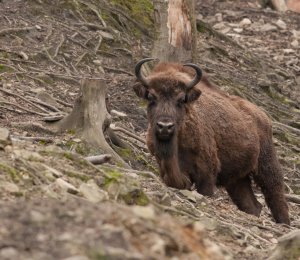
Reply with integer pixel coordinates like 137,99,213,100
85,154,112,165
27,97,61,112
0,105,24,114
78,1,107,27
53,34,65,58
11,136,54,143
94,35,103,53
75,52,88,66
44,48,71,74
285,194,300,204
54,98,73,108
103,66,134,76
74,22,109,32
273,121,300,135
110,126,146,144
0,26,35,36
11,122,56,134
0,100,49,116
0,88,50,113
42,114,65,122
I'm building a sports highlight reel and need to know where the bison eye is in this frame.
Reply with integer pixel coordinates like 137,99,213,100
177,96,186,107
146,92,157,105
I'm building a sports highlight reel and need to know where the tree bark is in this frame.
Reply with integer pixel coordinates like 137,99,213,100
55,78,129,168
152,0,196,63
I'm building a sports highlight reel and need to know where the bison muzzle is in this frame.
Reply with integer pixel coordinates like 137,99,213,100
133,58,290,225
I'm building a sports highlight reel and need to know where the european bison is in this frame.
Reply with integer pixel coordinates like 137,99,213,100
133,58,290,225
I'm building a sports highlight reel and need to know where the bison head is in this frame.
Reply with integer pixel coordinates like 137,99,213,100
133,58,202,142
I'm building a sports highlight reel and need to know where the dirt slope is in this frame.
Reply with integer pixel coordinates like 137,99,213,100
0,0,300,259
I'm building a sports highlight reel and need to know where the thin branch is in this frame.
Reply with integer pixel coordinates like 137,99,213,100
44,48,71,74
0,87,50,113
53,34,65,58
0,26,35,36
110,126,146,144
85,154,112,165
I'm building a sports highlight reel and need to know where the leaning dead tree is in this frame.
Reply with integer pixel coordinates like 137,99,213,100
55,78,128,167
152,0,197,63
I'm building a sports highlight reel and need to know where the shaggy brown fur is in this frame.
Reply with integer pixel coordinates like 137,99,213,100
133,62,290,225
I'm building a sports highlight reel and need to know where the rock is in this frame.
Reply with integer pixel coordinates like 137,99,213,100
55,178,79,194
179,189,197,203
215,13,223,22
35,25,42,30
132,205,156,220
79,180,108,203
291,39,299,47
260,23,277,32
275,19,287,30
13,149,43,161
268,230,300,259
0,128,11,149
292,30,300,39
239,18,252,27
93,59,102,65
233,28,243,33
62,256,90,260
0,182,20,193
0,247,19,259
213,22,227,30
199,216,218,231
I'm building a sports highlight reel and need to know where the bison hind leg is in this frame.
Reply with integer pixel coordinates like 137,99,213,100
225,176,262,217
254,144,290,225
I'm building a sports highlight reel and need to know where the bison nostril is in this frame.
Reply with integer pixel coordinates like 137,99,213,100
167,123,174,130
157,121,175,131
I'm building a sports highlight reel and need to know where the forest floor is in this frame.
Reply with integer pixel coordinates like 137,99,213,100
0,0,299,259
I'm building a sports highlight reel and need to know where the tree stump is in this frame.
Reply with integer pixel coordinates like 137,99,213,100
152,0,196,63
55,78,128,167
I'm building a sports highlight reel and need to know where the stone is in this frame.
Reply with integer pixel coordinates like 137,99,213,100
0,127,11,149
215,13,223,22
93,59,102,65
260,23,277,32
179,189,197,203
132,205,156,220
62,256,90,260
291,39,299,47
55,178,79,194
267,230,300,259
13,149,43,161
233,28,243,33
275,19,287,30
213,22,227,30
0,247,19,258
239,18,252,27
0,182,20,193
79,180,108,203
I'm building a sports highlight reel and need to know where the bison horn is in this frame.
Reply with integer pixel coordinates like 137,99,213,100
183,63,203,90
135,58,156,87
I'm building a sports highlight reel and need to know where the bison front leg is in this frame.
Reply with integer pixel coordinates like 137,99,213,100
225,176,262,217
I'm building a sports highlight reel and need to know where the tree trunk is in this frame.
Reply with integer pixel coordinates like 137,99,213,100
152,0,196,63
55,78,129,168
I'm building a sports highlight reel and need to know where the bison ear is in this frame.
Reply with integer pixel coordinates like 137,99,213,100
133,82,148,99
186,88,202,103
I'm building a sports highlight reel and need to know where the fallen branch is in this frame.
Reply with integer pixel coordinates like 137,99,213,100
0,87,50,113
11,136,54,143
110,126,146,144
44,48,71,74
0,26,35,36
85,154,112,165
103,66,134,76
53,34,65,58
0,100,49,116
285,194,300,204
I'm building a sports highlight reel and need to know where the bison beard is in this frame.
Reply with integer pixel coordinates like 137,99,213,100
153,132,191,189
134,59,290,225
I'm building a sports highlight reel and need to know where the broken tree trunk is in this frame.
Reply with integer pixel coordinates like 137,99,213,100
55,78,129,167
152,0,197,63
